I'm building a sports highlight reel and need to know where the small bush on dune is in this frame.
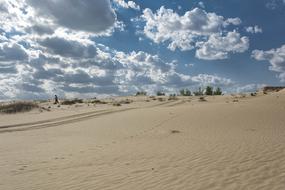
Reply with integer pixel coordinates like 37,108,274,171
113,102,121,106
199,97,207,102
119,99,133,104
156,91,165,96
61,99,84,105
0,102,39,114
168,94,178,100
135,91,147,96
90,99,108,104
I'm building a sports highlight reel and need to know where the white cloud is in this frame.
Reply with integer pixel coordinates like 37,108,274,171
245,25,263,34
198,2,205,9
0,1,237,100
114,0,140,10
196,31,249,60
252,45,285,82
140,6,249,60
235,84,266,93
27,0,116,33
266,0,285,10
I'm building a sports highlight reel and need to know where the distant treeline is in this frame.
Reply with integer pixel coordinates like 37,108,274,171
136,86,223,96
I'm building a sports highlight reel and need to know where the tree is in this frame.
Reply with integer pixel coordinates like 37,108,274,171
180,89,191,96
205,86,213,95
193,87,203,96
136,91,147,96
213,87,222,95
157,91,165,96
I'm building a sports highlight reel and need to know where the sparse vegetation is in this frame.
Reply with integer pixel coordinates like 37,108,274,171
168,94,177,100
90,99,108,104
205,86,213,95
171,130,181,134
193,87,204,96
251,92,257,96
0,102,39,114
113,102,121,106
213,87,222,95
157,97,165,102
135,91,147,96
199,96,207,102
156,91,165,96
180,89,191,96
119,99,133,104
61,99,84,105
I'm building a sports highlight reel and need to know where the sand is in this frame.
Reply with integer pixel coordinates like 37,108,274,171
0,92,285,190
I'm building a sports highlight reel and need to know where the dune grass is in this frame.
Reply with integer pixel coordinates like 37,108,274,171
61,99,84,105
0,102,39,114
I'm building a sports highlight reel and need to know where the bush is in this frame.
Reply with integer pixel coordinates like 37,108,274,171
113,102,121,106
156,91,165,96
119,99,133,104
180,89,191,96
193,87,203,96
90,99,108,104
199,97,207,102
61,99,84,105
135,91,147,96
205,86,213,95
168,94,178,100
0,102,39,114
213,87,222,95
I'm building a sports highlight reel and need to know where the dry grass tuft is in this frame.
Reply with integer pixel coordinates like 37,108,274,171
199,96,207,102
61,99,84,105
170,130,181,134
0,102,39,114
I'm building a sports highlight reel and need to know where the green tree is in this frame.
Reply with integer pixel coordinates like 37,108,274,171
180,89,191,96
193,87,203,96
156,91,165,96
205,86,213,95
214,87,222,95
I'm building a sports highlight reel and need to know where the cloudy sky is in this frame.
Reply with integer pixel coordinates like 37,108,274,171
0,0,285,100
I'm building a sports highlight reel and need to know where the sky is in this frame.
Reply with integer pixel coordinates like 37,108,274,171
0,0,285,100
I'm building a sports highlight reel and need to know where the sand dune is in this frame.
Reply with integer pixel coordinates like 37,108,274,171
0,92,285,189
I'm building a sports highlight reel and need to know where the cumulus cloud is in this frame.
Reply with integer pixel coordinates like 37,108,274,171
198,2,205,9
0,0,236,100
27,0,116,33
39,37,97,58
245,25,262,34
196,31,249,60
252,45,285,82
140,6,249,60
266,0,285,9
0,43,28,61
114,0,140,10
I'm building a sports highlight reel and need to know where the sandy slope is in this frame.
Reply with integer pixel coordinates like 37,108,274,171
0,92,285,190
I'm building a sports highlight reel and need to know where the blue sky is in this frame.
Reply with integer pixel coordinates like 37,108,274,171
0,0,285,100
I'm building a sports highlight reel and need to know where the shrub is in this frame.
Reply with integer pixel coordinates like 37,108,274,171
0,102,39,114
119,99,133,104
156,91,165,96
180,89,191,96
205,86,213,95
199,97,207,102
168,94,177,100
90,99,108,104
193,87,203,96
213,87,222,95
61,99,84,105
135,91,147,96
113,102,121,106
